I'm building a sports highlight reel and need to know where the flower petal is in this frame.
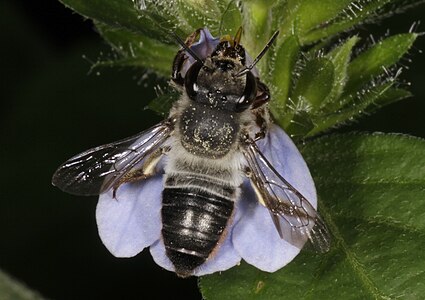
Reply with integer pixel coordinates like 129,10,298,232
233,124,317,272
232,185,301,272
257,124,317,204
96,175,163,257
193,217,242,276
190,28,220,60
149,239,175,272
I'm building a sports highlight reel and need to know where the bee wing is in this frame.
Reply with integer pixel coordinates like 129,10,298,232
243,140,331,253
52,121,172,196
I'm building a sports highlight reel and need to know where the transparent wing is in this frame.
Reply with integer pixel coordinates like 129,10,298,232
243,140,331,253
52,121,172,196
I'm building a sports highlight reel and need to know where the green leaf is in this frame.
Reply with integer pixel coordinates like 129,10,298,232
240,1,274,73
292,57,335,110
292,84,410,138
200,133,425,299
95,23,177,76
177,0,217,30
346,33,417,93
58,0,241,45
303,0,392,44
284,110,315,139
308,81,396,136
269,35,300,121
275,0,354,44
0,269,45,300
321,36,359,111
177,0,241,35
59,0,186,43
291,0,354,37
60,0,242,72
371,86,412,109
217,0,243,35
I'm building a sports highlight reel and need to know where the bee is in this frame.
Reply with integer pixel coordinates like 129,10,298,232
52,27,330,277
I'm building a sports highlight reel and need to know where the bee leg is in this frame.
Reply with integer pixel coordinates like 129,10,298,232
253,109,269,142
252,80,271,141
112,147,169,198
252,80,270,109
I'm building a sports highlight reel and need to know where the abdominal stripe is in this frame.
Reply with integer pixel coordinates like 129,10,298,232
165,172,236,200
161,171,236,276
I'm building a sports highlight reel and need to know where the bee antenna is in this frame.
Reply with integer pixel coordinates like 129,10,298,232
171,31,205,65
236,30,279,77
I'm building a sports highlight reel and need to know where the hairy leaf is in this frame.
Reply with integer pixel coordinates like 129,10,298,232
346,33,417,93
303,0,393,44
200,133,425,299
321,36,359,111
59,0,185,43
269,35,300,121
292,57,335,110
95,23,176,76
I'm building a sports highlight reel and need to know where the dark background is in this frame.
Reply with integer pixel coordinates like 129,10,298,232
1,1,424,299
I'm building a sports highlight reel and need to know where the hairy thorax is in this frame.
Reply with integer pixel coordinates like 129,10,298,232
179,101,240,159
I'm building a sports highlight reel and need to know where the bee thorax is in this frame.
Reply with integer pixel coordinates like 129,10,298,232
180,102,239,159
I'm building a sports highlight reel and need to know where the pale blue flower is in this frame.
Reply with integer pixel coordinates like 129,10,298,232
96,124,317,276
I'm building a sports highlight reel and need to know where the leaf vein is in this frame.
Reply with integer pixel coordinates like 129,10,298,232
319,198,392,300
343,214,425,236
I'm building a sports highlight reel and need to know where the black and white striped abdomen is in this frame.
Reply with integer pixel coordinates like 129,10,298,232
161,171,237,277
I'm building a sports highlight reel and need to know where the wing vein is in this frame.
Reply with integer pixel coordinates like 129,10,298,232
242,138,331,252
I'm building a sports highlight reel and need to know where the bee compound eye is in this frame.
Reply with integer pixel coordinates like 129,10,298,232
184,61,204,100
235,71,257,112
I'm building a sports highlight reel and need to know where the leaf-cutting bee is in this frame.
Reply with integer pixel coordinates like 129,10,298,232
52,27,330,277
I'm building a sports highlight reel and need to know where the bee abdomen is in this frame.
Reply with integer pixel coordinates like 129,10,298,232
162,174,235,277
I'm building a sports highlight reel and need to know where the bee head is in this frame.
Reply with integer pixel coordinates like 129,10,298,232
175,27,278,112
184,28,257,112
210,42,246,68
209,27,246,71
184,57,257,112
